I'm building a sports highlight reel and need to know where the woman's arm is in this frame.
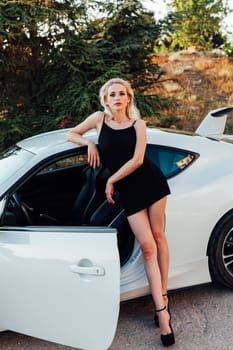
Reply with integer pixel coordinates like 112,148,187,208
106,119,147,203
67,111,103,168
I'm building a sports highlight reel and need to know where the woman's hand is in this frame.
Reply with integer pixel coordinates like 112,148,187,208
105,179,115,204
87,141,100,168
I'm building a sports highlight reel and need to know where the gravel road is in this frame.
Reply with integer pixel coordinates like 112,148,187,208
0,283,232,350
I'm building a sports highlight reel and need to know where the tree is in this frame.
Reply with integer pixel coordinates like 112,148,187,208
0,0,77,146
157,0,228,51
0,0,165,150
85,0,164,116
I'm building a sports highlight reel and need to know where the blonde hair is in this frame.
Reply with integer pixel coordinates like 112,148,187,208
99,78,140,120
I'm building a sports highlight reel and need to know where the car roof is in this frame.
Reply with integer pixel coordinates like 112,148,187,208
17,128,96,155
16,124,232,161
17,127,189,152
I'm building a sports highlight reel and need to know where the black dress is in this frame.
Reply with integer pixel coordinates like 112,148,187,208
98,120,170,216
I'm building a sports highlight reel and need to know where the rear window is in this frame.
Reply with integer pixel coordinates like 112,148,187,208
146,145,197,178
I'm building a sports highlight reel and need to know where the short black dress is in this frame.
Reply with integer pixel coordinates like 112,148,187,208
98,119,170,216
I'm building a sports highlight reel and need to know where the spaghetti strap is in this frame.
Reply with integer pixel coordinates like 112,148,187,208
98,112,106,137
132,119,137,126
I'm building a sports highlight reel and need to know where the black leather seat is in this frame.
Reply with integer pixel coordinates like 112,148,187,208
70,165,111,225
71,165,135,265
90,194,135,266
89,191,122,225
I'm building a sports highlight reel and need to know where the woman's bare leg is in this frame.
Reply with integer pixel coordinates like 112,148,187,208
127,209,171,334
148,197,170,300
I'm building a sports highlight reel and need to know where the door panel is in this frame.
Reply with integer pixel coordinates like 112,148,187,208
0,226,120,350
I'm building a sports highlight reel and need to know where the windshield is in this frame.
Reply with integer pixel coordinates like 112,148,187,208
0,146,34,184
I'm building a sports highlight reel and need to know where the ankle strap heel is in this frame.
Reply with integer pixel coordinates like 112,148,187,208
156,305,175,347
154,294,170,327
156,306,166,313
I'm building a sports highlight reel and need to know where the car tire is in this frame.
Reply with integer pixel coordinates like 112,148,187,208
208,211,233,289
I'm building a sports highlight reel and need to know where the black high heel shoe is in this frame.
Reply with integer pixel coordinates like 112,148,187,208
154,293,170,327
156,306,175,347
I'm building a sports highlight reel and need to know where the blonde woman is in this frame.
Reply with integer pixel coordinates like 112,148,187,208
67,78,175,347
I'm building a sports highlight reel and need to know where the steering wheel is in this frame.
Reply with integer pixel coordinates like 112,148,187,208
12,192,32,225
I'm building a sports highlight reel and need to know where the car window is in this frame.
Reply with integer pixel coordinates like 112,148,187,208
145,145,197,178
39,153,88,173
2,150,90,226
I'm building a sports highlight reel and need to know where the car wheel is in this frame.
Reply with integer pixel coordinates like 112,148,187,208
208,211,233,289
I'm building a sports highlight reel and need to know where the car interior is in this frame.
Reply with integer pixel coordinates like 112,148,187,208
2,144,197,266
3,151,135,266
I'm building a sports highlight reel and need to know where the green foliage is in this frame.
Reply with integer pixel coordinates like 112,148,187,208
0,0,165,150
135,92,169,118
0,111,55,150
226,121,233,134
156,0,228,51
159,115,180,128
224,42,233,57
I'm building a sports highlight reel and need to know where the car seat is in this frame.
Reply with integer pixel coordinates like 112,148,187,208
90,194,135,266
70,165,111,225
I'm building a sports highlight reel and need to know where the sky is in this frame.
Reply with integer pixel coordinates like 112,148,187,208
143,0,233,42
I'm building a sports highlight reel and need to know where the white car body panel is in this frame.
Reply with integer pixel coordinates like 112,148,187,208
0,226,120,350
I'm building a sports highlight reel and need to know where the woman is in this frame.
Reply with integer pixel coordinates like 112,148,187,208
67,78,175,347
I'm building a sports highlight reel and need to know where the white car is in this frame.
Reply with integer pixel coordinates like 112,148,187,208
0,107,233,349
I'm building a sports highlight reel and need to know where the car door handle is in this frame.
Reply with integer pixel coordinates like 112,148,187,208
70,264,105,276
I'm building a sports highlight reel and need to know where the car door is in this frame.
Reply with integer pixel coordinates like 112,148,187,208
0,225,120,350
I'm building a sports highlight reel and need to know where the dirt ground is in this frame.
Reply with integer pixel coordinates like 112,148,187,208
147,49,233,131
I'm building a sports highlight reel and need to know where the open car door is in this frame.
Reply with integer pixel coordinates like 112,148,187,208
0,226,120,350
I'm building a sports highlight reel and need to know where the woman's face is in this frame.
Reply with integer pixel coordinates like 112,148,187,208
105,83,130,113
